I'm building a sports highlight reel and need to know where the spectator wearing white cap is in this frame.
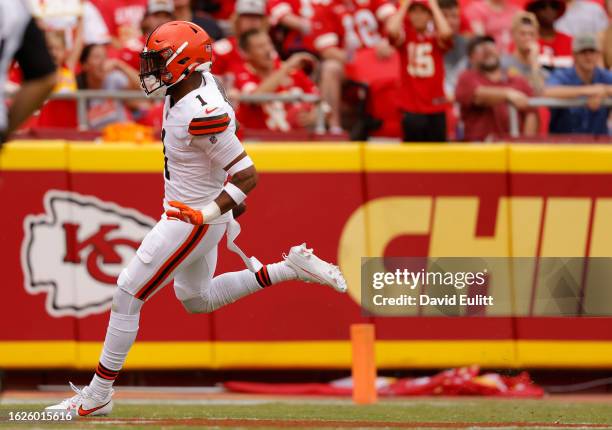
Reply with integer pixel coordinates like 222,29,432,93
212,0,268,86
142,0,175,37
544,33,612,135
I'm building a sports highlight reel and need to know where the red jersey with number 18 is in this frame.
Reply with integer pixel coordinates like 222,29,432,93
398,23,449,114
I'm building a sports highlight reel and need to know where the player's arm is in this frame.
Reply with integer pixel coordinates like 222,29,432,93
165,109,257,225
386,0,410,46
3,19,57,143
166,151,257,225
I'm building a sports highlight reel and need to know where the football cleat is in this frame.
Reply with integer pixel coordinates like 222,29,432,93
284,243,347,293
45,382,113,417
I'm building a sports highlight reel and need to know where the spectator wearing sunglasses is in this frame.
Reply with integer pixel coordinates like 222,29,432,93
543,33,612,136
525,0,573,69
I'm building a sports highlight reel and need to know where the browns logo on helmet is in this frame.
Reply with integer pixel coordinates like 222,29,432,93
140,20,214,95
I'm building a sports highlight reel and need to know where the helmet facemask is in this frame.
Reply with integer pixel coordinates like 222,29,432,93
139,47,173,96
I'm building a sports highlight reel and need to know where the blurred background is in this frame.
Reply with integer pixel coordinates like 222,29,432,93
1,0,612,398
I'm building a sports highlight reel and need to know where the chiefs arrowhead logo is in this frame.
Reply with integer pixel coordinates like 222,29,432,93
21,190,155,318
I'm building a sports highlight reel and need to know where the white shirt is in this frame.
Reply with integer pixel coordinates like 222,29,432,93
161,72,244,225
555,0,609,37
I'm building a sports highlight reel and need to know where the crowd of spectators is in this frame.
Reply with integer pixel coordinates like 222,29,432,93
11,0,612,141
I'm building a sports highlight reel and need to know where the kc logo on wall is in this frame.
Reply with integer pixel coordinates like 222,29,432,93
21,190,155,318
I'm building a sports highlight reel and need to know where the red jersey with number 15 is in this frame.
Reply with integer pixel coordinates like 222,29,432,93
398,23,449,114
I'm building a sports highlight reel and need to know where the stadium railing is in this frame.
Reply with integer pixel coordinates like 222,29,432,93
508,97,612,138
49,90,325,133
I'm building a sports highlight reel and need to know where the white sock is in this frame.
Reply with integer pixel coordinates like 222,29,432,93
265,261,297,284
88,310,139,398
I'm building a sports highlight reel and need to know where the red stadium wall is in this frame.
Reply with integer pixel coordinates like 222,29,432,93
1,142,611,369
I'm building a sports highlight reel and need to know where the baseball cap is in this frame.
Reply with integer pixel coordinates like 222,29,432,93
572,33,599,53
236,0,265,15
467,35,496,56
147,0,174,14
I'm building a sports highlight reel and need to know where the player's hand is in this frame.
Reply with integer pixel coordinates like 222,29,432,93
165,201,204,225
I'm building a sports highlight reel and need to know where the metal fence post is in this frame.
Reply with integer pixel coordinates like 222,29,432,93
76,93,88,131
508,104,520,138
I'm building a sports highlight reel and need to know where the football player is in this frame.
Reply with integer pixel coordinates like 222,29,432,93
46,21,347,417
0,0,57,146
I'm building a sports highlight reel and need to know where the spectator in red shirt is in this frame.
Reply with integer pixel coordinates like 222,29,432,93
235,29,319,132
267,0,315,58
456,35,538,141
525,0,573,69
387,0,453,142
311,0,396,134
212,0,267,85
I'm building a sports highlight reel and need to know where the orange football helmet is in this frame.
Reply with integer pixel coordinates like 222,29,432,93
140,21,213,95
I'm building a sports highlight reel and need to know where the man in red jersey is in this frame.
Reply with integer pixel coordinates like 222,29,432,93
387,0,452,142
235,29,319,131
525,0,573,69
212,0,267,86
311,0,396,133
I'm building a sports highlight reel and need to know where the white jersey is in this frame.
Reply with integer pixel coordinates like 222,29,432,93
0,0,32,131
161,71,244,225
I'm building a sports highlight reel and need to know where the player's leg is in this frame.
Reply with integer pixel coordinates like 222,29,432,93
45,220,222,416
177,245,295,313
179,243,347,315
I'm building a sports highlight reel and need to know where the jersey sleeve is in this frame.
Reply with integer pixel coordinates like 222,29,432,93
312,5,341,52
235,68,260,94
268,0,297,25
188,107,231,136
191,129,245,168
373,0,396,22
212,39,233,75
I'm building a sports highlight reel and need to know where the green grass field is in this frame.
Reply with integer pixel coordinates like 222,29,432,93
1,398,611,429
